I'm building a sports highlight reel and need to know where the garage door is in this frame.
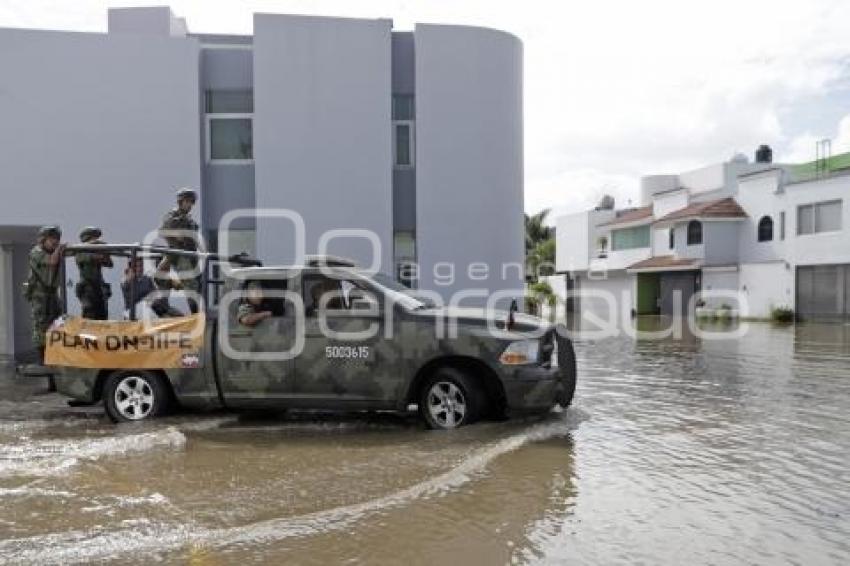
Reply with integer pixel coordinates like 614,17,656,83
659,271,698,317
796,264,849,319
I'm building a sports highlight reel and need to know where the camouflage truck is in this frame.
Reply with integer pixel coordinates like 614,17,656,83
53,250,576,430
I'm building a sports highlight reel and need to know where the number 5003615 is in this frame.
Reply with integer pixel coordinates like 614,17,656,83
325,346,370,359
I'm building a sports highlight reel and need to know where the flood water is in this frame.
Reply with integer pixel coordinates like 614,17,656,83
1,321,849,565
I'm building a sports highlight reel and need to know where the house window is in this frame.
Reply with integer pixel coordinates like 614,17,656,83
393,122,414,167
205,89,253,163
393,95,414,120
611,225,650,250
780,211,785,240
798,200,843,235
394,231,417,288
208,118,252,161
206,90,253,113
687,220,703,245
393,95,415,168
757,216,773,242
668,227,675,249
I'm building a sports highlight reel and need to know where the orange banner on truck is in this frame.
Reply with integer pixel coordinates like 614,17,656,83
44,314,205,369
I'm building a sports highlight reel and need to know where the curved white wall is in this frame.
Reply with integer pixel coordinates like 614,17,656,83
414,24,524,305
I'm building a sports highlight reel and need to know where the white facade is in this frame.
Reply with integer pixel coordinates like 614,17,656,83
556,151,850,322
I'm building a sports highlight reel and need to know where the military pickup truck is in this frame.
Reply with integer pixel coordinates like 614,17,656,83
53,249,576,429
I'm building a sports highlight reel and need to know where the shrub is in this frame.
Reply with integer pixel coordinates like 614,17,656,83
771,306,794,323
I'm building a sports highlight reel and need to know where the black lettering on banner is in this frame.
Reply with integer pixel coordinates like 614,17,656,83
105,335,121,351
179,336,191,349
49,331,62,346
123,336,139,351
83,337,99,351
63,333,83,349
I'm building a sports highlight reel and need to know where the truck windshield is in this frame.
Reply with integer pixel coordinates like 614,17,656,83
367,273,438,310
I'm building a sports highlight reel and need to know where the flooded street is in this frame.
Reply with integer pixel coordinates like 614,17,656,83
1,322,849,565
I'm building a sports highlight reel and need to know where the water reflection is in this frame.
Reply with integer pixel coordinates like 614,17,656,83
1,322,849,564
557,320,850,565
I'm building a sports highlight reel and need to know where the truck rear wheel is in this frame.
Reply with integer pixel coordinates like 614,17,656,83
419,368,481,430
103,371,171,423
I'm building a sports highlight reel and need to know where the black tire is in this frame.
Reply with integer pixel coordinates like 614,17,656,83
419,367,482,430
557,337,578,408
103,371,171,423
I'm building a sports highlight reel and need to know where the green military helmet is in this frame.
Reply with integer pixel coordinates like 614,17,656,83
79,226,103,242
176,188,198,202
38,225,62,239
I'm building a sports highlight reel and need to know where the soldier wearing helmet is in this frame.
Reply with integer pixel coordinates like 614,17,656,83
74,226,113,320
157,188,201,314
24,226,65,380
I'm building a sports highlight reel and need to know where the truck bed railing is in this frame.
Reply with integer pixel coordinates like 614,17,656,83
59,243,262,320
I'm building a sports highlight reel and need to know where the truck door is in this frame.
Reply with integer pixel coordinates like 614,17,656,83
217,277,296,405
296,273,387,405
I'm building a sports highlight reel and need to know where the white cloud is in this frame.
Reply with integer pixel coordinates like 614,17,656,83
781,112,850,164
3,0,850,220
832,114,850,154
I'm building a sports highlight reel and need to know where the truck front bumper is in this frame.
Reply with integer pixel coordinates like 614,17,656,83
502,365,570,413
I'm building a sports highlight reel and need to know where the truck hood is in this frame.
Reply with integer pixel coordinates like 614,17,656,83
411,306,550,336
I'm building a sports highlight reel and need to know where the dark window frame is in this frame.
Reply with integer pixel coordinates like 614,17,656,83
301,275,376,317
757,215,774,242
686,220,703,246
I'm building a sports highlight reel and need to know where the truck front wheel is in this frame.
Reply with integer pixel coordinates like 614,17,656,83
103,371,171,423
419,368,481,430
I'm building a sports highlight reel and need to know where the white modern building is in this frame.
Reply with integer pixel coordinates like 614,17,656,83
0,7,525,363
556,146,850,322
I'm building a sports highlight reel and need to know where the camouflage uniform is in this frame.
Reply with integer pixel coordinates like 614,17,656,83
75,235,112,320
158,195,201,313
26,246,61,349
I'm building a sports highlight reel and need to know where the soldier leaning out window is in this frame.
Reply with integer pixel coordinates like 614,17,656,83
237,282,273,327
237,281,292,327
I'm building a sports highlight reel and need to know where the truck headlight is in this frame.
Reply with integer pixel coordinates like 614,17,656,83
499,340,540,365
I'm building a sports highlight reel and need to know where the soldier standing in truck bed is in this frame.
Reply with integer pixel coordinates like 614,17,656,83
25,226,65,389
75,226,113,320
157,188,201,314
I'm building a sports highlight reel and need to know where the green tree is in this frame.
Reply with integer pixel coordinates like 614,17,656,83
527,238,555,279
525,209,555,280
527,280,557,320
525,209,553,253
524,209,558,317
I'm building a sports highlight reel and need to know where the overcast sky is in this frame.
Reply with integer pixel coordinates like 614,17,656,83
4,0,850,220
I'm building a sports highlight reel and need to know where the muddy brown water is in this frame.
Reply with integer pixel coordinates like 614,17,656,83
1,321,849,565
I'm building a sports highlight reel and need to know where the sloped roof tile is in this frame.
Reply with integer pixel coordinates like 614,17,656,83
599,205,654,227
656,197,747,222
